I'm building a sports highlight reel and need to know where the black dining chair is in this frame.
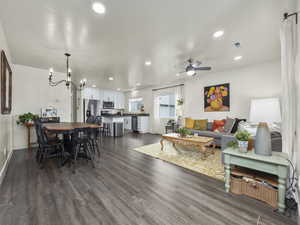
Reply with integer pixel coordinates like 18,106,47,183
73,127,95,172
88,127,101,158
34,119,64,168
91,116,102,150
94,116,102,125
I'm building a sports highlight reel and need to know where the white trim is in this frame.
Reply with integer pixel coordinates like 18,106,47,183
0,150,13,187
13,143,38,150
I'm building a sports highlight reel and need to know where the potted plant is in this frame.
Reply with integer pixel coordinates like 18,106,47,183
176,127,191,138
16,112,39,126
177,98,184,106
235,130,251,153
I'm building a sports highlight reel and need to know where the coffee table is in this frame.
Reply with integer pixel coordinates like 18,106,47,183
160,133,214,160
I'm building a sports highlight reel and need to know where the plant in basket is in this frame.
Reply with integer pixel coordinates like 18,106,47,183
176,127,192,138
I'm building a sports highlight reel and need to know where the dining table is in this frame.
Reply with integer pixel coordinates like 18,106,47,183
43,122,102,132
43,122,102,166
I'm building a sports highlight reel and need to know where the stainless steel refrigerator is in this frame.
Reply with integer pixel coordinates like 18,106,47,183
83,99,101,122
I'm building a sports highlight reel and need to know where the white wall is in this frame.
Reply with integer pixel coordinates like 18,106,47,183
184,60,281,121
12,64,72,149
0,21,13,174
297,0,300,187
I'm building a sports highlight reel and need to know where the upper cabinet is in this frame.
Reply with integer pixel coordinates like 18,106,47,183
115,92,125,109
103,90,113,102
82,88,100,100
82,88,125,109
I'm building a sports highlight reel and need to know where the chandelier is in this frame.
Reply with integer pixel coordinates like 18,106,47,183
48,53,86,90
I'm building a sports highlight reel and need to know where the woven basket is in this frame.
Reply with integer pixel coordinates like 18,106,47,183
230,176,278,208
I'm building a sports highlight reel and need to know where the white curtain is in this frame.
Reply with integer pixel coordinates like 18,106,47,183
152,85,184,134
280,18,298,202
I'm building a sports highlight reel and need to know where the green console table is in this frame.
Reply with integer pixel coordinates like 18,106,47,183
223,148,289,213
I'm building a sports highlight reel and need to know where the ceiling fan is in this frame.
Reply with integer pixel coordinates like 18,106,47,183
178,58,212,76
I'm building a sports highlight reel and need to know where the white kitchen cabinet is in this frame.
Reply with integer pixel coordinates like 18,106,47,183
82,88,100,100
114,92,125,109
91,88,100,100
82,88,91,99
138,116,149,133
119,93,125,109
98,90,104,105
124,116,132,130
82,88,124,109
103,90,113,102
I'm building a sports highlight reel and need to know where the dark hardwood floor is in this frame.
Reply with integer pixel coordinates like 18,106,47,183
0,133,297,225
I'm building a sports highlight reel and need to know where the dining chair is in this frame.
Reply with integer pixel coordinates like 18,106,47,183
92,116,103,148
73,127,95,172
88,127,101,158
34,119,64,168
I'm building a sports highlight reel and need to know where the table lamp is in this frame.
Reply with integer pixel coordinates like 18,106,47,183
249,98,281,156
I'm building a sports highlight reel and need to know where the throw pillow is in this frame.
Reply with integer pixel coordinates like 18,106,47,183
185,118,195,129
223,117,236,134
214,126,225,133
194,119,208,130
212,119,226,131
231,118,247,133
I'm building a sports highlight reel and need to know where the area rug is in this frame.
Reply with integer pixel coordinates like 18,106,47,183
133,142,225,181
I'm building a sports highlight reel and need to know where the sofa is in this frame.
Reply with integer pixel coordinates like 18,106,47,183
185,118,282,164
187,122,235,150
186,120,282,152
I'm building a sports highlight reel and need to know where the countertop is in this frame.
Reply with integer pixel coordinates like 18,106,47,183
101,113,150,117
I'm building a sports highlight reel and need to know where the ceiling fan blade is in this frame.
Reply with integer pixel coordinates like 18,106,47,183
192,60,202,68
195,67,212,71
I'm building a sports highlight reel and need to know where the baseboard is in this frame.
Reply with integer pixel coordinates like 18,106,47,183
13,143,38,151
0,149,13,187
13,148,34,151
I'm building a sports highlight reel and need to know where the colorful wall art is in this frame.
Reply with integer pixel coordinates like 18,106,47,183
204,83,230,112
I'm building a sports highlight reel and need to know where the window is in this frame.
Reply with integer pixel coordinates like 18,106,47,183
159,94,175,118
129,98,143,113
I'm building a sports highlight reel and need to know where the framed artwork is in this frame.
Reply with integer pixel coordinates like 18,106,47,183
1,50,12,114
204,83,230,112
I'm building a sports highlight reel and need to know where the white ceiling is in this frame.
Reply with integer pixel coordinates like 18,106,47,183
0,0,293,90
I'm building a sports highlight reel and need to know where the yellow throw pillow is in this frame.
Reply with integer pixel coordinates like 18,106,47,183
194,119,208,131
185,118,195,129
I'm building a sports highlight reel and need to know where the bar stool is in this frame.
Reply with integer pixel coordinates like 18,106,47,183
101,123,111,136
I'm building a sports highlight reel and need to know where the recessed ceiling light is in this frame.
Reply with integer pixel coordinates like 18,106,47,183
145,61,151,66
117,88,121,91
108,76,114,81
92,2,106,14
92,84,97,88
234,56,243,61
136,83,141,86
186,70,196,76
213,30,224,38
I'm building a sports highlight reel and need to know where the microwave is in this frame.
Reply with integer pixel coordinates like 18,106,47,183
103,101,114,109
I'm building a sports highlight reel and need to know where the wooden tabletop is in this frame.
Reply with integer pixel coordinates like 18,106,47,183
162,133,214,144
43,122,101,131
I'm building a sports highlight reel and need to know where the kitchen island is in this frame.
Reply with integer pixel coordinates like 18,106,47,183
101,113,150,136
